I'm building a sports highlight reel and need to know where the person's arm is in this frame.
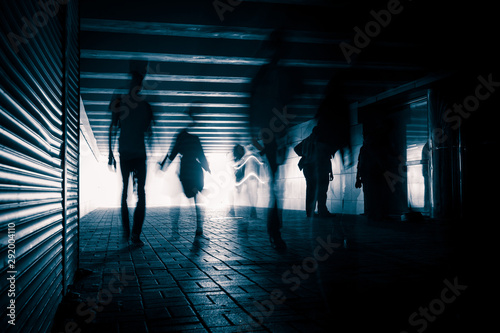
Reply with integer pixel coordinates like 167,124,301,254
294,140,303,156
198,140,211,174
108,96,120,170
108,124,117,170
355,165,361,187
355,146,363,188
145,103,154,158
329,147,334,181
160,131,180,170
200,155,211,173
168,134,180,161
159,154,169,169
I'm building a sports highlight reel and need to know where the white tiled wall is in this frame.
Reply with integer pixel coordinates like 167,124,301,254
81,118,365,217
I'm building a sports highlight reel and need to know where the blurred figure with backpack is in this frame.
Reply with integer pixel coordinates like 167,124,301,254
294,126,335,218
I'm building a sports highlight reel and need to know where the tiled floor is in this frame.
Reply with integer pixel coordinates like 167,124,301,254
52,206,477,332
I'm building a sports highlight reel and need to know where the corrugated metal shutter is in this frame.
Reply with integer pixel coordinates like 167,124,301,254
62,0,80,295
0,0,79,332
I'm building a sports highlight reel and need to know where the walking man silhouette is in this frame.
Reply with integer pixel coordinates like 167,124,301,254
108,64,153,246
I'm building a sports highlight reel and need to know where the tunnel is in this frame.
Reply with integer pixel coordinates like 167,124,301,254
0,0,497,332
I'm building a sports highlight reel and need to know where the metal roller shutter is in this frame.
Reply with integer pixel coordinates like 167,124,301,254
0,0,79,332
62,0,80,296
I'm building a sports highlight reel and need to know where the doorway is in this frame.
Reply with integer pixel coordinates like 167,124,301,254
359,94,431,219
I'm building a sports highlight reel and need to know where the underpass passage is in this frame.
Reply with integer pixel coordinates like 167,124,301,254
0,0,496,332
50,207,471,333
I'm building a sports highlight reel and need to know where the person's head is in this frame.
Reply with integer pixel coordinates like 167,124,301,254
233,144,245,161
186,100,203,127
130,71,145,92
128,60,148,92
263,29,286,64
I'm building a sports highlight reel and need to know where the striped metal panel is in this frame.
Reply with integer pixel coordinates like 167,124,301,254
62,0,80,295
0,0,79,332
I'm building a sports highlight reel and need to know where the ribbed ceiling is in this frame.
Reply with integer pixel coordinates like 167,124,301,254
80,0,456,158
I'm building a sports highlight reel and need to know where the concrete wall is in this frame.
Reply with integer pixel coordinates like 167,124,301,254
79,131,109,217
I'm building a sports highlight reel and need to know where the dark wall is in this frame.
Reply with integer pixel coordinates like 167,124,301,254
430,71,499,221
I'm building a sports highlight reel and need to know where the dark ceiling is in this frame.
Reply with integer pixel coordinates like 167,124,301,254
80,0,496,157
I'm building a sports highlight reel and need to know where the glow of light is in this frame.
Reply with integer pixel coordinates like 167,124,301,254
234,172,266,187
201,153,236,209
233,155,264,170
407,165,426,208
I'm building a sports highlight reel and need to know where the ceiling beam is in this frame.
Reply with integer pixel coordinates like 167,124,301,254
81,18,342,44
81,50,423,71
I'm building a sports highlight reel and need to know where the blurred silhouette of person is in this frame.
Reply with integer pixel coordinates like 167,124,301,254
315,72,353,171
355,144,365,190
356,119,398,221
108,62,153,246
295,126,335,218
159,105,211,236
355,142,370,216
249,29,302,250
422,141,431,215
355,133,384,220
233,144,245,182
230,144,262,218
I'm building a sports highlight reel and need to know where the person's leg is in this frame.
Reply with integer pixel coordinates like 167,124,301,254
194,194,203,236
317,172,331,216
229,184,240,217
264,141,285,250
247,178,258,218
131,159,146,242
120,160,132,239
304,166,316,217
